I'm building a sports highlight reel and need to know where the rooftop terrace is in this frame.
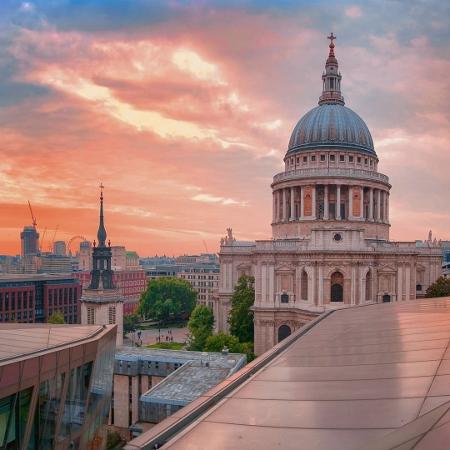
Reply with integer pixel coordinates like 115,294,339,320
125,297,450,450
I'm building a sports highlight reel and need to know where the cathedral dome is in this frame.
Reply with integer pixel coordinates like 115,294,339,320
287,104,375,156
287,32,376,157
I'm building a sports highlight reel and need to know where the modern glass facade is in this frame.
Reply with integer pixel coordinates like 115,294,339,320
0,324,116,449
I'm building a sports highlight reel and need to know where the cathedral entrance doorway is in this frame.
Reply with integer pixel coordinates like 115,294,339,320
330,272,344,302
383,294,391,303
278,324,291,342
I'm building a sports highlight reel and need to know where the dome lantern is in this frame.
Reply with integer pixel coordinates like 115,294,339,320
319,33,345,106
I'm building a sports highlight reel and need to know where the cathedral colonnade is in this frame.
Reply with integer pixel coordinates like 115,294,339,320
272,182,389,224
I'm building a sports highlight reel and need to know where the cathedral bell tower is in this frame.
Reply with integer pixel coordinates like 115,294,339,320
80,184,124,346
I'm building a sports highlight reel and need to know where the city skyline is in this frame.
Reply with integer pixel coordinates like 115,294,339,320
0,1,449,255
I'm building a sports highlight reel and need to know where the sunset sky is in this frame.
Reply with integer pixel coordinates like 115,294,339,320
0,0,449,256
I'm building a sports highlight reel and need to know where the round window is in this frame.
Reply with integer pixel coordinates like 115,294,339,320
333,233,342,242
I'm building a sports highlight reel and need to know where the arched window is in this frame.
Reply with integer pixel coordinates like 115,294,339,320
301,270,308,300
365,270,372,302
278,324,291,342
330,271,344,302
280,293,289,303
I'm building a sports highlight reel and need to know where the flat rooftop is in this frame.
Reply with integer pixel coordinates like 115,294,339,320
116,347,246,406
126,297,450,450
0,324,107,363
0,273,77,282
116,347,243,367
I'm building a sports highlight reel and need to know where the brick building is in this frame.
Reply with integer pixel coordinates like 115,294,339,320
0,274,81,324
75,270,146,315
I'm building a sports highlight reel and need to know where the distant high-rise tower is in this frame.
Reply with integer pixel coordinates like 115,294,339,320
78,240,92,271
53,240,66,256
20,226,39,257
80,185,124,346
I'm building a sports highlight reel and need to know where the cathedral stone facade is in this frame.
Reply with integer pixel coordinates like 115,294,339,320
215,35,442,356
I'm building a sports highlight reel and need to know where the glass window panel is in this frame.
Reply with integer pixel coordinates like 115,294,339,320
59,362,92,440
38,372,64,448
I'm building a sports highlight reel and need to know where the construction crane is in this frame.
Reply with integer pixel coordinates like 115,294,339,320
51,225,59,252
27,201,37,228
40,228,47,253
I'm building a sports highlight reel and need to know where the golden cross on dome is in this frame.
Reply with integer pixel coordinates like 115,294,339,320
327,32,336,45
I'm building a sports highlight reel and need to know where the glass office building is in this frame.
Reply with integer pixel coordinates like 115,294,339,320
0,323,116,449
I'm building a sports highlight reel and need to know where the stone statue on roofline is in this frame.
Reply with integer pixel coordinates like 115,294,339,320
221,228,236,246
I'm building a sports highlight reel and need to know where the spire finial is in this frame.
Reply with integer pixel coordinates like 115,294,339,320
327,32,336,57
97,182,107,247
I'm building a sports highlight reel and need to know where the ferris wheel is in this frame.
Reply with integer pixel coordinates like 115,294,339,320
67,235,88,255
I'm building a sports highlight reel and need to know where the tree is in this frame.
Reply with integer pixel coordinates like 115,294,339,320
205,333,255,362
228,275,255,343
123,313,139,335
204,332,240,352
187,305,214,351
47,311,65,324
138,277,197,323
426,276,450,298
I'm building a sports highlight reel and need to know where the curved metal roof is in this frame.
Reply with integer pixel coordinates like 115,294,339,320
287,104,376,156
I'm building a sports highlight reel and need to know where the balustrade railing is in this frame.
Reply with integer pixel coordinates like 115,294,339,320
273,167,389,184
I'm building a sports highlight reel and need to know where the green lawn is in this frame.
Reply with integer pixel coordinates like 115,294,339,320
145,342,185,350
137,321,188,330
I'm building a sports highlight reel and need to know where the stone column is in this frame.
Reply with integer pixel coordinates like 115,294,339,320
351,264,356,305
279,190,283,221
360,186,364,220
386,192,390,223
272,191,276,223
349,186,353,220
369,188,374,221
310,265,316,305
323,185,329,220
318,264,323,306
397,264,403,302
300,186,305,219
290,187,295,221
376,189,381,222
282,188,287,222
336,185,341,220
312,185,317,219
405,264,411,301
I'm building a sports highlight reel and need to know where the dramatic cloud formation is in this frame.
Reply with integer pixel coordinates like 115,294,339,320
0,0,449,255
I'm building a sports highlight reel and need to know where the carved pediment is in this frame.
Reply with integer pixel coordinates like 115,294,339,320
275,263,294,273
377,264,397,274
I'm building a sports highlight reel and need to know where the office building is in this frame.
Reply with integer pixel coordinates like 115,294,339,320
0,274,81,324
0,322,116,449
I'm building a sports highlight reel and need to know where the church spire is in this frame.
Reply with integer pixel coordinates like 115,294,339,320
318,33,345,106
97,183,107,247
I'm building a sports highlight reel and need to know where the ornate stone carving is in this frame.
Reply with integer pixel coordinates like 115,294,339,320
221,228,236,246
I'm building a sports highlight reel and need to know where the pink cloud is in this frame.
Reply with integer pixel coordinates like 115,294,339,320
0,8,448,256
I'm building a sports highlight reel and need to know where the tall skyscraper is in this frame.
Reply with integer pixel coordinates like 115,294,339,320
20,226,39,257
